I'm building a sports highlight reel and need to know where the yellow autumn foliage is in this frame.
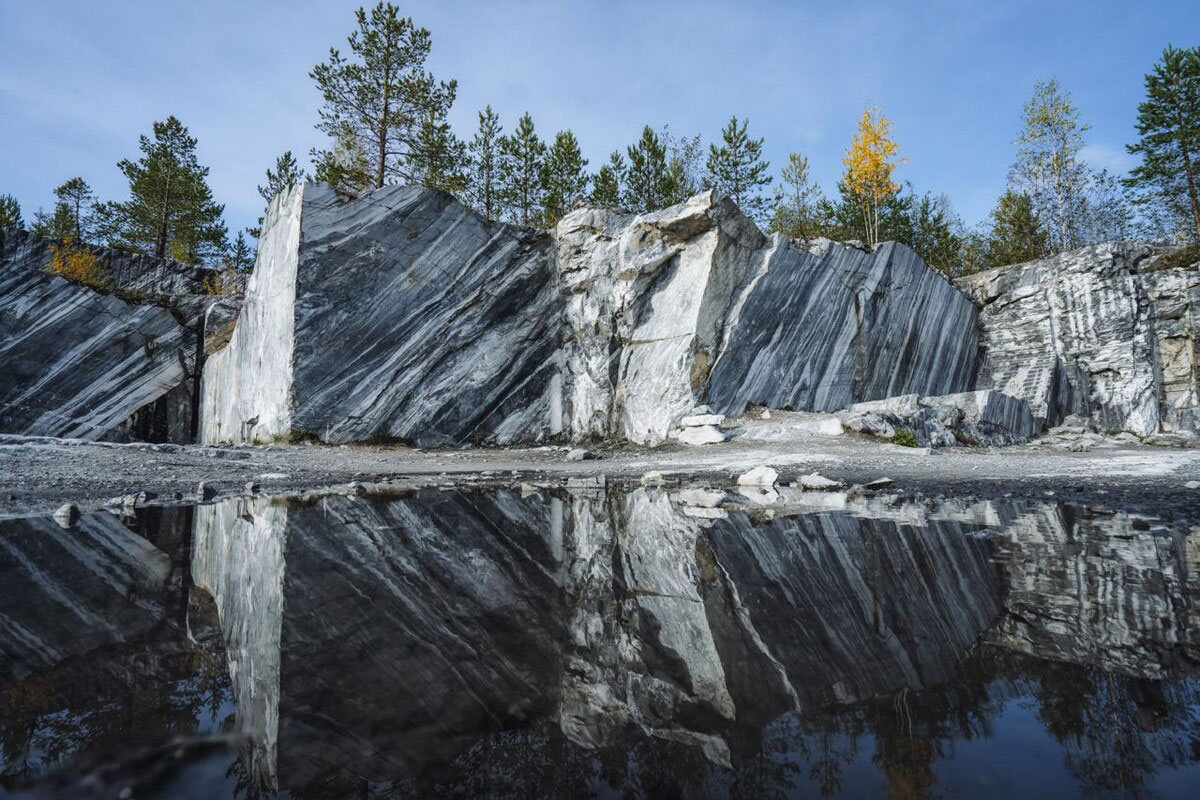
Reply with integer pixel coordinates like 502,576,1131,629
48,241,109,289
843,106,904,247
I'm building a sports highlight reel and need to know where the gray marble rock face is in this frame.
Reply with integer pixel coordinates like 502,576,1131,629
0,228,204,441
205,186,980,446
202,184,561,446
705,237,980,416
958,243,1199,436
838,389,1040,447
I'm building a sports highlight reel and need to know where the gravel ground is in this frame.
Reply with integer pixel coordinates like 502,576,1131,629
2,429,1198,520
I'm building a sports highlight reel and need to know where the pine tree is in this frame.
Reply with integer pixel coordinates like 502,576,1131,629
590,151,624,208
769,153,825,240
250,152,308,237
985,189,1049,267
1011,78,1093,252
104,116,227,264
706,115,771,222
32,204,75,241
33,178,97,243
1125,45,1200,242
227,230,255,273
412,109,468,195
310,2,457,190
904,192,964,275
0,195,21,229
498,112,546,226
623,126,674,213
466,105,503,219
843,106,903,248
541,130,589,226
313,123,373,197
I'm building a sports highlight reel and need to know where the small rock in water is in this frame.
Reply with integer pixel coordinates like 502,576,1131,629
640,471,665,486
520,483,539,497
245,481,261,494
346,482,367,496
567,475,606,489
196,482,218,502
565,448,598,462
761,409,771,420
798,472,843,490
53,503,80,528
737,466,778,487
862,478,894,490
1186,480,1200,490
676,488,726,508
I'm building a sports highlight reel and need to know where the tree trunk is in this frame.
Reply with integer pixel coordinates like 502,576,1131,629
1181,143,1200,242
155,169,172,259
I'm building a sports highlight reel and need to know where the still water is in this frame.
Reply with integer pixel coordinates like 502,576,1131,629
1,485,1198,799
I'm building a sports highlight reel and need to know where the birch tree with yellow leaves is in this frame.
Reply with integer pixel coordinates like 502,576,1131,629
843,106,904,247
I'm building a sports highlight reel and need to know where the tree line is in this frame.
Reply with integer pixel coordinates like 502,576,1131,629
0,2,1196,280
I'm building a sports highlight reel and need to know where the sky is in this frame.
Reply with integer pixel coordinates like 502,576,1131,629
1,0,1195,238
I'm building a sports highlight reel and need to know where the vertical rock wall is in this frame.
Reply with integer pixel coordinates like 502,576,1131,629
958,244,1199,435
0,229,202,441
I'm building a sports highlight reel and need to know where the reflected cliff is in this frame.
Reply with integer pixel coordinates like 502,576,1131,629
1,487,1198,798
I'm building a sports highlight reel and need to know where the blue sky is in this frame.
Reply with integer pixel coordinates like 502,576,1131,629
1,0,1194,237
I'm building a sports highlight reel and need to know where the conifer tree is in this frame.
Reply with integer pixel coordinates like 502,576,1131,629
769,153,824,240
314,124,374,197
843,106,903,248
985,189,1049,266
467,105,503,219
310,2,457,189
250,151,308,237
706,115,771,222
590,151,624,208
103,116,226,264
32,204,75,241
623,126,674,213
412,109,468,194
227,230,255,273
541,130,589,226
498,112,546,226
0,195,21,229
1125,45,1200,242
1011,78,1092,252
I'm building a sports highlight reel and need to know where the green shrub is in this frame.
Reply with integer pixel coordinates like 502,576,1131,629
893,427,919,447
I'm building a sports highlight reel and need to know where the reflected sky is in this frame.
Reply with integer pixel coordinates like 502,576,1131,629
1,486,1198,799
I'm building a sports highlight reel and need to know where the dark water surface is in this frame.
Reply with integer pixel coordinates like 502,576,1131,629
1,485,1198,799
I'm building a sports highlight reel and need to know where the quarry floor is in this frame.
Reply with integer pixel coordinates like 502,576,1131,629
2,425,1198,520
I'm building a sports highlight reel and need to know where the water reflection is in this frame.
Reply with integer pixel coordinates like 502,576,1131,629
1,486,1198,798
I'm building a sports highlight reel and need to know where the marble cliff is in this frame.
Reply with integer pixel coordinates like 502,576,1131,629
1,182,1196,447
0,227,236,442
200,185,983,446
